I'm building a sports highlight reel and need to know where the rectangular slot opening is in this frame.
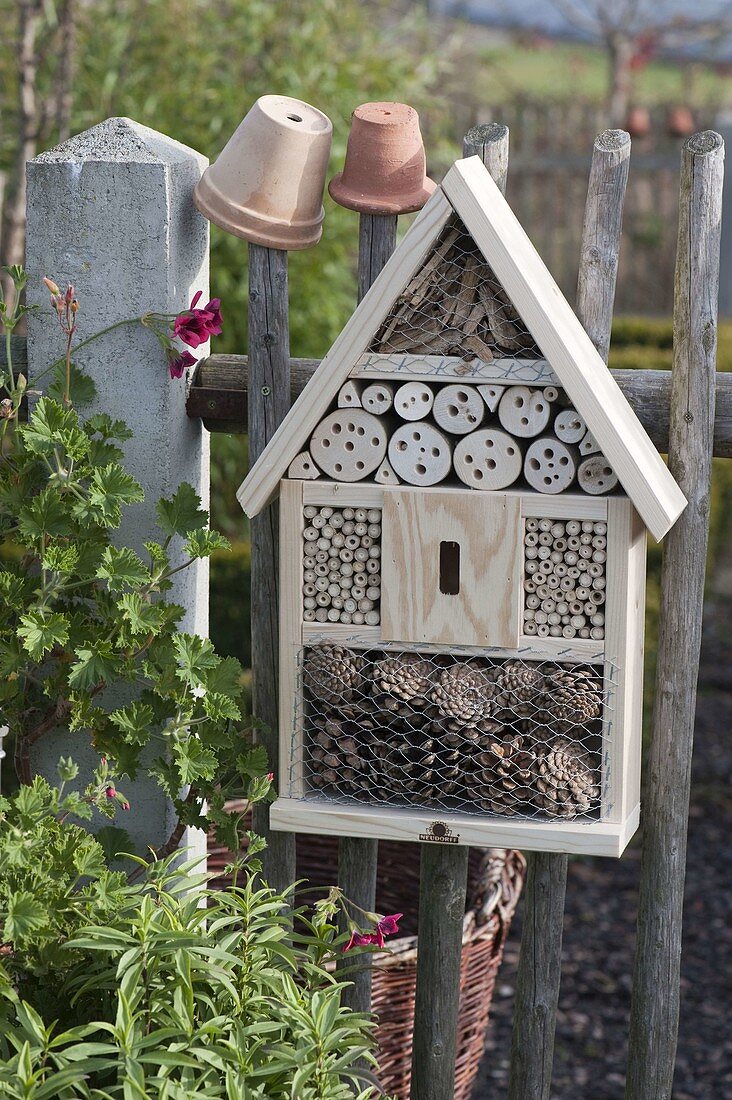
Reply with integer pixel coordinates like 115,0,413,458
439,540,460,595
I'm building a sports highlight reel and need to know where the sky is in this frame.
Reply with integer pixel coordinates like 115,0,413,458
432,0,732,61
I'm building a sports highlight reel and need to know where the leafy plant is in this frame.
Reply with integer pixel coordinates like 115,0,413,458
0,852,387,1098
0,274,270,856
0,759,132,1019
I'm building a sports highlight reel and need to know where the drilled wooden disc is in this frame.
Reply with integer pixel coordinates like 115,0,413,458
453,428,522,490
578,455,619,495
310,410,387,481
524,437,578,494
388,422,452,486
432,383,485,435
394,381,434,421
497,386,551,437
554,407,587,443
362,382,394,415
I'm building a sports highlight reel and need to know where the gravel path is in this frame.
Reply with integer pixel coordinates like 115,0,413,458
474,558,732,1099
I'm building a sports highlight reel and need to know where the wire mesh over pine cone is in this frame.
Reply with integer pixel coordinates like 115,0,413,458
303,645,367,706
373,654,434,706
430,663,501,726
543,667,603,728
471,733,537,815
309,714,374,796
498,660,545,709
532,737,600,818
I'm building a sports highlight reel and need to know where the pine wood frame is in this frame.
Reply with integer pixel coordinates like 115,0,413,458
272,478,644,856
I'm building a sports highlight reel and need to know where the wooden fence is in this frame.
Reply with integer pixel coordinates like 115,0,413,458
430,100,722,317
190,122,726,1099
12,112,728,1098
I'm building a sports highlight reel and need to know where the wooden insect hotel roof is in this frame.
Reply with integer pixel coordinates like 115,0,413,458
238,156,686,541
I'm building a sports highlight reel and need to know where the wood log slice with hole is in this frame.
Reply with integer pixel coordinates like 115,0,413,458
394,380,434,421
453,428,523,490
524,437,579,494
388,422,453,486
554,407,587,444
361,381,394,415
432,383,485,435
287,450,320,479
577,455,619,494
337,380,364,408
310,410,387,481
497,386,551,438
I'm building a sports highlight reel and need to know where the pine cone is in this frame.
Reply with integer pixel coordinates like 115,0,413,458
373,654,434,706
473,733,537,815
533,737,599,818
544,667,602,728
430,662,500,726
303,645,366,707
308,714,374,795
498,660,545,709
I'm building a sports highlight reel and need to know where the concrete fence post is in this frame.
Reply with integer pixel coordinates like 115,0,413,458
25,116,210,857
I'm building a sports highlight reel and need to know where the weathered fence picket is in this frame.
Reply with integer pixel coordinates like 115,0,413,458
625,130,724,1100
248,242,297,895
337,211,398,1015
507,127,631,1100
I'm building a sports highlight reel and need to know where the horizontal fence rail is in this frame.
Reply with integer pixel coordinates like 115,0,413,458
185,353,732,459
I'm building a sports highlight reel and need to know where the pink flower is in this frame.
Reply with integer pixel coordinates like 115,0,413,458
168,349,197,379
105,786,116,799
266,772,274,782
121,801,130,811
343,930,380,953
173,291,223,349
376,913,403,939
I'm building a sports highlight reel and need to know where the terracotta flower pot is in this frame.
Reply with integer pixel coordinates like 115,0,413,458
194,95,333,250
329,102,435,215
624,106,651,139
666,105,695,138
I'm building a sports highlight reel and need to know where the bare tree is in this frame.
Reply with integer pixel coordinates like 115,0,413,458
548,1,731,124
1,0,76,308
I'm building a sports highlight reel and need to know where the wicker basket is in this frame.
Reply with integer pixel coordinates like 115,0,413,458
208,822,524,1100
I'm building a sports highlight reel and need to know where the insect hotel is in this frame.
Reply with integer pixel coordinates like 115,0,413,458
238,156,686,857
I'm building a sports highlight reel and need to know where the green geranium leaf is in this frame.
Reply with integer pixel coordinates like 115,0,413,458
156,483,207,538
202,691,241,722
108,701,154,745
184,527,230,558
84,464,143,527
172,633,219,686
48,361,97,406
96,546,149,591
236,745,269,781
17,487,72,540
95,826,132,865
21,397,78,455
68,640,117,690
3,892,46,943
204,655,243,697
85,413,133,442
41,543,79,575
17,609,70,659
173,738,218,785
118,592,165,636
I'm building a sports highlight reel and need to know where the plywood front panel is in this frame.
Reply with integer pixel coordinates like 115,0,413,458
381,489,521,647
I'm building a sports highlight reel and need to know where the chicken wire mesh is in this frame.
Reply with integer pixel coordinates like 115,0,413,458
368,215,542,360
292,646,613,821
